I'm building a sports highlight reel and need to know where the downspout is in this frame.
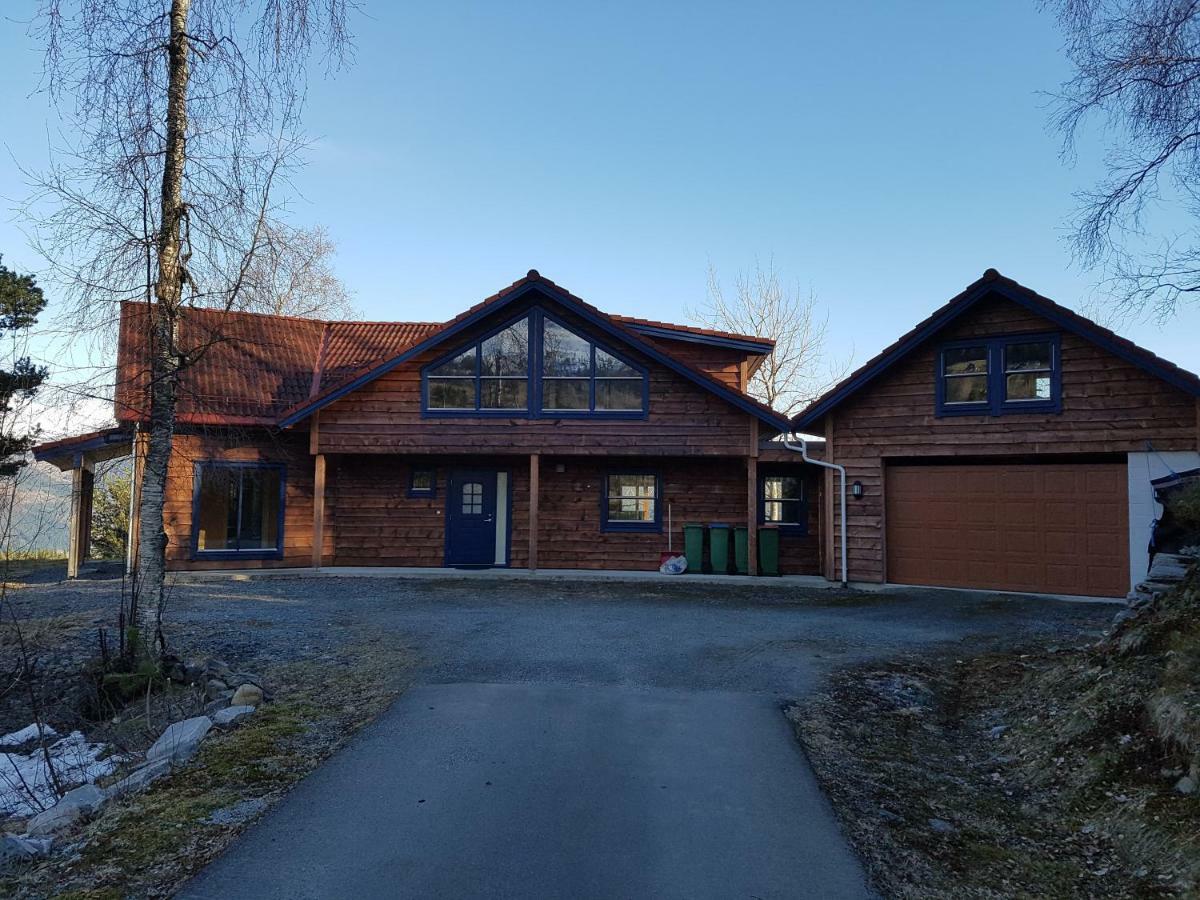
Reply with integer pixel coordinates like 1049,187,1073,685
782,432,848,587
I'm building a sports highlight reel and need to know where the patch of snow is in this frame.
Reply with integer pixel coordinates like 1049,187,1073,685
0,731,124,817
0,724,58,748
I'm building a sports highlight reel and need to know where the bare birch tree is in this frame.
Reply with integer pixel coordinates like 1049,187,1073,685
30,0,355,657
692,261,851,417
239,221,355,319
1045,0,1200,320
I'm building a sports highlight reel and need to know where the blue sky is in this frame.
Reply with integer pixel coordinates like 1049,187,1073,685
2,0,1199,392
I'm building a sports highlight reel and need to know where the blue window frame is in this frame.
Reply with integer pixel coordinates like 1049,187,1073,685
421,308,649,419
936,332,1062,417
191,461,286,559
601,471,661,533
758,473,809,534
407,466,436,498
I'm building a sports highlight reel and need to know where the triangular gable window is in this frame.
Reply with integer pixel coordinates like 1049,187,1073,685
422,310,647,417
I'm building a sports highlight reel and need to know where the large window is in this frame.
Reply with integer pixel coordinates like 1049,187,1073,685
192,463,284,557
601,472,660,532
422,310,647,418
760,475,807,531
937,333,1061,416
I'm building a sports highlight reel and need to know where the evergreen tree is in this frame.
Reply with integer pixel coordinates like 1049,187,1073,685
0,258,48,477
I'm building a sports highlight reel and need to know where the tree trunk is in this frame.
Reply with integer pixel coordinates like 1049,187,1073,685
133,0,191,655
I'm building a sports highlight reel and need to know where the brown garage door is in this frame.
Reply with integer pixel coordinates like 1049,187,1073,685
885,463,1128,598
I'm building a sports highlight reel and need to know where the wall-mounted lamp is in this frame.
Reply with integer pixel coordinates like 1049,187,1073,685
851,481,864,500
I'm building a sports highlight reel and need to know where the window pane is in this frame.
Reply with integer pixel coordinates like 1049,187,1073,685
595,378,642,411
196,466,238,551
608,498,656,522
543,378,589,410
764,499,803,524
430,347,475,377
542,320,592,376
608,473,657,498
945,374,988,403
428,377,474,409
1006,372,1052,401
238,468,280,550
763,476,802,502
411,469,434,492
1005,341,1052,372
480,378,528,410
481,320,529,376
595,349,637,377
606,474,657,524
943,346,987,375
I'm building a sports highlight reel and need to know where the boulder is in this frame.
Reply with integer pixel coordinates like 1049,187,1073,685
231,684,264,707
928,818,957,834
1175,775,1197,796
229,672,265,689
146,716,213,766
26,783,106,836
0,834,52,872
105,758,172,799
213,705,255,728
205,679,230,701
204,697,230,717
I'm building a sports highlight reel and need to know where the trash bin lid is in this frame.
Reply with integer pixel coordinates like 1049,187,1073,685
708,522,731,529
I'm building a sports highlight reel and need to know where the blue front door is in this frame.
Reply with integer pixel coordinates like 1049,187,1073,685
446,470,501,566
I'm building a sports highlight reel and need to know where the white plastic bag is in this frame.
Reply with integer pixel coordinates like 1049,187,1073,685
658,554,688,575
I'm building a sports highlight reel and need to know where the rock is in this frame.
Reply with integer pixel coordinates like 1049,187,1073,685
0,834,52,872
988,725,1010,739
204,698,230,717
205,679,230,700
105,758,172,799
229,672,265,689
26,783,106,836
878,808,904,825
928,818,957,834
146,716,213,766
204,797,268,826
184,663,206,682
231,684,264,707
1175,775,1197,796
213,705,255,728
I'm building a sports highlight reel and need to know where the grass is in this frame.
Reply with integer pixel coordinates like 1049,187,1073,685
790,566,1200,898
0,638,413,899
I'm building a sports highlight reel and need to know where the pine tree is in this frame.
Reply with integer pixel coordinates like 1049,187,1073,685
0,258,48,477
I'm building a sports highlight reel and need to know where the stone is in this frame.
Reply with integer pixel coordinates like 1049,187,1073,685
231,684,264,707
205,679,230,701
928,818,957,834
0,834,52,871
204,797,268,826
204,698,230,717
989,725,1009,739
213,705,255,728
878,808,904,825
229,672,265,689
26,783,106,836
1175,775,1197,796
146,716,212,766
105,758,172,799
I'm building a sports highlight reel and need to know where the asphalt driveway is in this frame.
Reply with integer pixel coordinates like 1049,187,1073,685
37,574,1113,899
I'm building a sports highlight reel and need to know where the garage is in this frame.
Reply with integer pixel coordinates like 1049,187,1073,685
885,462,1129,598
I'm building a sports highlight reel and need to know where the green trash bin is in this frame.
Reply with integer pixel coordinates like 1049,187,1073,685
733,526,749,574
758,525,780,576
708,523,731,574
683,523,705,574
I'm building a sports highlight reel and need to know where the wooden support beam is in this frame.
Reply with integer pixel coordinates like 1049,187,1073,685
529,453,539,573
747,417,758,577
127,430,147,575
66,459,94,580
823,414,836,582
312,453,326,570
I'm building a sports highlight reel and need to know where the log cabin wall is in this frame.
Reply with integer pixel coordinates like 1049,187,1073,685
314,298,759,457
164,429,320,571
822,294,1200,584
638,336,748,390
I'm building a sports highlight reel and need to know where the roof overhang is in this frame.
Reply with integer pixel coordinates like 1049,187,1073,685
33,427,133,471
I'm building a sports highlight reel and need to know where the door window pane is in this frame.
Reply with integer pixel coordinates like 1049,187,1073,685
462,482,483,515
195,465,281,553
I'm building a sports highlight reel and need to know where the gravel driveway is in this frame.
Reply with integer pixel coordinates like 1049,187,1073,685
15,571,1116,899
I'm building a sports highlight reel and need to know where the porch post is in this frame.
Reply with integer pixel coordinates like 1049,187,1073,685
528,453,539,573
312,453,326,570
66,458,95,580
126,429,147,575
747,418,758,577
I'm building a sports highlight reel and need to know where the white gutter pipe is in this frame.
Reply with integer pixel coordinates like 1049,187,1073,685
782,432,848,587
